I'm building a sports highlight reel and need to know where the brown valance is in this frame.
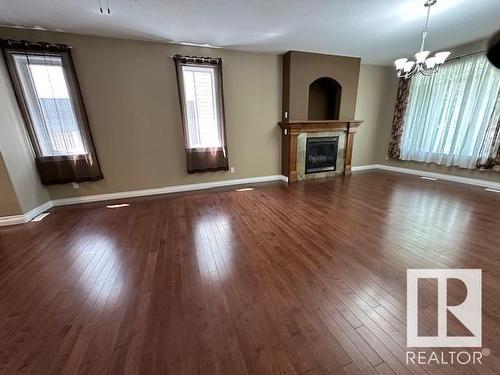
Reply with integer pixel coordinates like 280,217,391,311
0,39,71,52
173,54,222,65
1,39,103,185
173,54,229,174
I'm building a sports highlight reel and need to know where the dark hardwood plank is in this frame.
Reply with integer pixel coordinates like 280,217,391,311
1,170,500,374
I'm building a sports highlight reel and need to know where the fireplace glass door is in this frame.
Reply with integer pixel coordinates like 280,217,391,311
305,136,338,174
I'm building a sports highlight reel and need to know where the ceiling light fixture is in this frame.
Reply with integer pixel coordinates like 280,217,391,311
179,42,220,49
99,0,111,14
394,0,450,79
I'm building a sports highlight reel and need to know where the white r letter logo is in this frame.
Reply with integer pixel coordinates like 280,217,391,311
407,269,481,347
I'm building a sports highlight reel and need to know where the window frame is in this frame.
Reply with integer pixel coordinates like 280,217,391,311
1,39,102,184
173,55,229,174
10,52,89,158
3,48,94,160
180,63,223,149
175,59,226,151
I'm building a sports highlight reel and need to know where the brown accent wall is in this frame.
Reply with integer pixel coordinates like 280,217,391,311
307,78,341,120
282,51,361,122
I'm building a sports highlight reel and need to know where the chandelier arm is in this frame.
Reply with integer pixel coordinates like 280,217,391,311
403,64,419,79
410,63,419,76
419,67,434,76
420,63,442,76
418,64,428,74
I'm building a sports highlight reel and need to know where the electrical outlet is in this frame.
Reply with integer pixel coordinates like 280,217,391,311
284,111,288,119
230,167,235,173
72,182,79,189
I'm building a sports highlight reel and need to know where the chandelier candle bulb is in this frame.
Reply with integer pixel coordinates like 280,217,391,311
404,61,416,72
435,51,451,64
415,51,430,63
425,57,436,69
395,58,408,71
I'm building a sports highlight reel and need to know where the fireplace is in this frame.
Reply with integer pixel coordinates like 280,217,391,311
279,50,362,182
305,136,338,174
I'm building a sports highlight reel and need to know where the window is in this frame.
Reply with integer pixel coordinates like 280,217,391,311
400,53,500,169
1,40,102,184
174,55,229,173
181,65,222,148
12,54,86,156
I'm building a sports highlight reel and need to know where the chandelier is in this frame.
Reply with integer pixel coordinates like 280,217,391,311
394,0,450,79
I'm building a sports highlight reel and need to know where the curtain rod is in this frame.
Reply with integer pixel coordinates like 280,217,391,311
0,39,71,52
447,49,486,62
172,54,223,64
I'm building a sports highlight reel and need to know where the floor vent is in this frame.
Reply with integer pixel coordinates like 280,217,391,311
236,187,254,192
31,212,50,222
106,203,130,209
485,188,500,193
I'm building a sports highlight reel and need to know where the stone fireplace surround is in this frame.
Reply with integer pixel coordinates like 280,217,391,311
279,120,361,182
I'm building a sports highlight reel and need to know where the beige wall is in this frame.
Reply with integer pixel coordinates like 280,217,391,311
448,39,487,60
0,27,282,200
0,153,22,216
0,55,50,214
353,64,398,166
1,27,493,213
377,38,500,183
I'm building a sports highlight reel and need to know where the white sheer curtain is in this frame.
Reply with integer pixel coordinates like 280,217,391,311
2,40,102,184
400,53,500,169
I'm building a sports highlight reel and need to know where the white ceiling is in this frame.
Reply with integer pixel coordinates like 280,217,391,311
0,0,498,65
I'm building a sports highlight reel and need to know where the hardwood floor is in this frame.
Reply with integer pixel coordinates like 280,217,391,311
1,170,500,374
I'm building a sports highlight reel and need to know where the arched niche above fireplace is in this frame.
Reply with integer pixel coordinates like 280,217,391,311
307,77,342,121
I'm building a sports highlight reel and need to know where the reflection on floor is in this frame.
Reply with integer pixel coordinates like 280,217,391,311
1,170,500,374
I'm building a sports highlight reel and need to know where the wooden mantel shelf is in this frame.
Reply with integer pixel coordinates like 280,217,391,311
278,120,362,134
278,120,363,182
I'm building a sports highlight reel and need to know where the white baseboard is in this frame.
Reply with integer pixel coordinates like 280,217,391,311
1,175,287,226
0,214,25,226
352,163,500,191
3,166,499,227
0,200,54,227
51,174,288,207
351,164,379,172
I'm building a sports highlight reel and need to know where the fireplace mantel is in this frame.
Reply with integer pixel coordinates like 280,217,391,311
278,120,363,182
279,120,362,133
